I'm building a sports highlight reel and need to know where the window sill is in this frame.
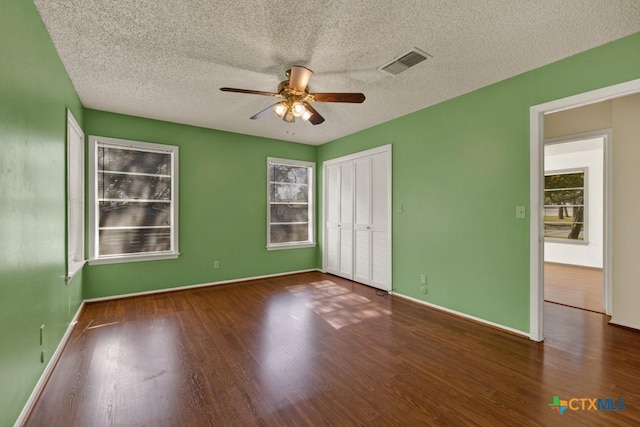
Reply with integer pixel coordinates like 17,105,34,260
88,252,180,266
266,242,316,251
544,238,589,246
65,260,86,284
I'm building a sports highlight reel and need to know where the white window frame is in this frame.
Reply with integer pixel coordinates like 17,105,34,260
267,157,316,250
66,110,85,281
88,136,179,265
543,167,588,244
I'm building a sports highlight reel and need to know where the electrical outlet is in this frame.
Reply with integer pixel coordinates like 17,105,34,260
516,205,526,219
213,260,220,269
420,273,426,284
397,203,404,213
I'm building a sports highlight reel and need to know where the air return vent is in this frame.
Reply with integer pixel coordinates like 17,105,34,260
379,48,431,76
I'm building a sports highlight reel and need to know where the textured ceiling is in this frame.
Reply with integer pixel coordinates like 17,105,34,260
35,0,640,145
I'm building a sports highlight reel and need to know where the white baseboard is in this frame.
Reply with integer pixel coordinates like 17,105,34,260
14,301,85,427
84,269,321,302
609,318,640,331
394,292,530,338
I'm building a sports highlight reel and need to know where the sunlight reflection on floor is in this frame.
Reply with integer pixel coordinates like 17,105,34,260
286,280,391,329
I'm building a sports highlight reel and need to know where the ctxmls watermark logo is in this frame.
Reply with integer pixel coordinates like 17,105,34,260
549,395,625,415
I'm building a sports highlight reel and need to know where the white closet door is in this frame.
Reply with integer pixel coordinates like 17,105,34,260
338,162,354,278
370,152,390,289
323,145,391,290
325,164,341,275
354,157,371,283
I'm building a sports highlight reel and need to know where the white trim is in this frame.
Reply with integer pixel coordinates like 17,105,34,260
14,302,85,427
609,318,640,331
266,242,317,251
323,143,392,166
266,157,316,250
88,252,180,266
529,78,640,342
65,259,86,283
84,269,320,302
394,292,530,338
88,135,179,263
66,109,85,281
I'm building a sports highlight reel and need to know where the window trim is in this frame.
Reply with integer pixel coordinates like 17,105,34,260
66,110,85,281
88,135,179,265
266,157,316,250
543,167,588,245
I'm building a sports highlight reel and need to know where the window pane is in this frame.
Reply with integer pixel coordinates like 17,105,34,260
544,172,584,189
98,173,171,200
99,228,171,255
99,201,171,228
99,147,170,175
270,224,309,243
270,164,308,184
271,183,308,202
270,204,309,223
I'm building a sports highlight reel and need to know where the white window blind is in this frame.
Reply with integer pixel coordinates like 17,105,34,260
67,110,85,280
89,136,179,264
267,157,315,250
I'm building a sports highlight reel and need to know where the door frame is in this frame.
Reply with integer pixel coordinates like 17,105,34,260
322,144,392,290
529,78,640,342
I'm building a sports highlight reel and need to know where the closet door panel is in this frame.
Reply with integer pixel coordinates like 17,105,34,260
354,158,371,282
324,164,341,275
338,162,354,278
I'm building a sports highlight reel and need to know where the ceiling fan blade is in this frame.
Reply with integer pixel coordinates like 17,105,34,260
302,103,325,125
250,103,282,120
288,66,313,92
312,92,366,103
220,87,280,97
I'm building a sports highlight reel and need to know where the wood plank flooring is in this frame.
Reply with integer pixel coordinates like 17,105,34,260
544,262,604,313
25,272,640,426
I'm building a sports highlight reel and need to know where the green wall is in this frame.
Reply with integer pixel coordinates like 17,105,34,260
0,0,84,425
83,110,317,299
317,31,640,333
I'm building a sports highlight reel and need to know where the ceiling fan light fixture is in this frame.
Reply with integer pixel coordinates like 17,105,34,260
273,103,287,118
284,109,296,123
291,102,305,117
301,109,312,121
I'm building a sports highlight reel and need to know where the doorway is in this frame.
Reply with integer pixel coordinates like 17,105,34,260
529,78,640,342
543,134,607,314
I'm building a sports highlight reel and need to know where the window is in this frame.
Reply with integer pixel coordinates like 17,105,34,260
88,136,179,264
267,157,315,250
544,169,586,241
67,110,85,280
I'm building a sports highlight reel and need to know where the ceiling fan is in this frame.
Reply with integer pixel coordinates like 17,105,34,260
220,66,365,125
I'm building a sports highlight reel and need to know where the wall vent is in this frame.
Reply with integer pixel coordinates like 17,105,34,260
379,48,431,76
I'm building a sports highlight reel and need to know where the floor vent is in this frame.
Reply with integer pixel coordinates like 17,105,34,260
379,48,431,76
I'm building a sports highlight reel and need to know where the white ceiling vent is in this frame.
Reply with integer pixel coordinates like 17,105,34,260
379,48,431,76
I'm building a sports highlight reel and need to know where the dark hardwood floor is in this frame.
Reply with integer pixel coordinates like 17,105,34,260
25,272,640,426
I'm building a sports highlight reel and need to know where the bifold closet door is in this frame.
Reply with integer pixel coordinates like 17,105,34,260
369,152,390,289
354,153,389,289
353,157,371,284
324,147,390,290
325,161,354,279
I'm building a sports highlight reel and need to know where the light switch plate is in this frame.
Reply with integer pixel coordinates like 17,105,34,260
516,206,526,219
